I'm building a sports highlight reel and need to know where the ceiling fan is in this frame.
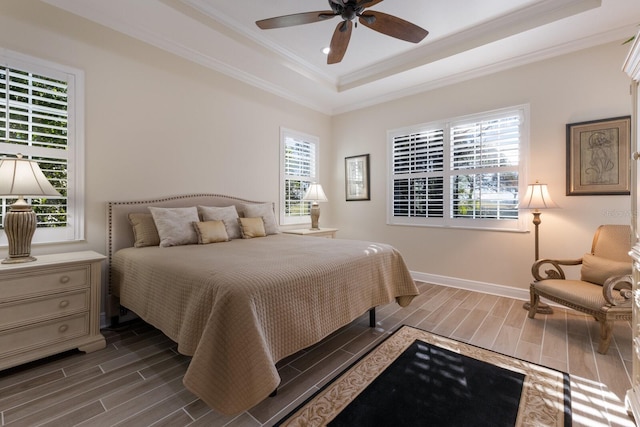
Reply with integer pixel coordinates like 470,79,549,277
256,0,429,64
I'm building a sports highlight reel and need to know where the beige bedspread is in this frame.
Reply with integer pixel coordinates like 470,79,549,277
111,233,418,414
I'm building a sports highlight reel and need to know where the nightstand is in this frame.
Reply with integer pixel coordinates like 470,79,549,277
0,251,106,370
282,228,338,238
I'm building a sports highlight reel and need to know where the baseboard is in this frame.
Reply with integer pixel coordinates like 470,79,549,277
411,271,537,303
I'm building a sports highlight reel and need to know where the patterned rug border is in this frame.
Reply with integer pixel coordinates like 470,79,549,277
277,325,571,427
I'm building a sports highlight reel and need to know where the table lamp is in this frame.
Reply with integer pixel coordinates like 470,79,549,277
0,153,61,264
303,183,328,230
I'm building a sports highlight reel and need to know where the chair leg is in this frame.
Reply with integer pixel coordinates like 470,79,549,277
598,320,613,354
528,290,539,319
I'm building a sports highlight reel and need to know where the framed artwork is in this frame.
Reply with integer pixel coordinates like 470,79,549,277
345,154,370,201
566,116,631,196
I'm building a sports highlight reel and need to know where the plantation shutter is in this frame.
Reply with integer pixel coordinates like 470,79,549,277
388,105,527,230
283,133,316,219
392,128,445,218
0,49,84,245
0,65,69,229
450,112,521,220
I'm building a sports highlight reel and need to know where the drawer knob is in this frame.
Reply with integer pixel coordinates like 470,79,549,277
58,324,69,333
59,275,71,284
59,300,70,308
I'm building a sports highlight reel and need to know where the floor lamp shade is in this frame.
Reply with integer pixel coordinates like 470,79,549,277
519,182,558,211
303,183,328,230
0,154,61,264
519,182,558,261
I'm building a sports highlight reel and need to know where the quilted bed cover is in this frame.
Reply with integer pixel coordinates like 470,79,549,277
111,233,418,414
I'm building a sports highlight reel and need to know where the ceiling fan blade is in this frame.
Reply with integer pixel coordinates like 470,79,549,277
328,20,352,64
256,11,335,30
357,0,384,8
358,11,428,43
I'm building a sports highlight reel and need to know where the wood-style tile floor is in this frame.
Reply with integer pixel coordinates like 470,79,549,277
0,282,634,426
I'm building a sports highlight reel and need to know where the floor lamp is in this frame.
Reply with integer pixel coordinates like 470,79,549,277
519,181,558,314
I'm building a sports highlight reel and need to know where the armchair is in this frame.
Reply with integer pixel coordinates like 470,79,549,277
528,224,633,354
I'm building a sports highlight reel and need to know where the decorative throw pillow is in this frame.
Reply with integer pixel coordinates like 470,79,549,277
580,253,631,285
193,220,229,244
241,203,279,235
198,205,242,240
149,206,199,247
128,212,160,247
238,217,266,239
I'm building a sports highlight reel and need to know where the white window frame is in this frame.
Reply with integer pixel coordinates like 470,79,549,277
0,48,84,245
387,105,529,232
279,127,320,226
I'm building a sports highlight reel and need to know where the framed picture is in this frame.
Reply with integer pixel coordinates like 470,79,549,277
566,116,631,196
345,154,370,201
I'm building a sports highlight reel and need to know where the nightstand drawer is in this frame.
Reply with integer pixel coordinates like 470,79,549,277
0,266,90,301
0,313,89,358
0,290,89,330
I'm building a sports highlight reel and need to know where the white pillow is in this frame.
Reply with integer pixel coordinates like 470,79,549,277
198,205,242,239
149,206,199,247
241,203,279,235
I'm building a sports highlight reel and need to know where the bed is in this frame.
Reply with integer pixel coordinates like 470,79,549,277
106,194,419,415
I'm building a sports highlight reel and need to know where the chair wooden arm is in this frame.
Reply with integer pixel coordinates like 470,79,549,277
531,258,583,281
602,274,633,307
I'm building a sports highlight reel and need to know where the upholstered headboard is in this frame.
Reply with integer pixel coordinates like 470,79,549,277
105,193,271,295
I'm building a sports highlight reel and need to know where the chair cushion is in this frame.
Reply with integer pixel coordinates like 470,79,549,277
580,253,631,285
533,279,605,311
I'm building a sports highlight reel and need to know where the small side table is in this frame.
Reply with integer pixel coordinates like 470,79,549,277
282,228,338,239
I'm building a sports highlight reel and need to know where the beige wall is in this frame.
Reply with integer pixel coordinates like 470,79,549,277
331,41,632,291
0,2,633,296
0,1,332,259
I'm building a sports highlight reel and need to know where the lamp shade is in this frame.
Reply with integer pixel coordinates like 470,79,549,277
303,183,328,202
519,182,557,210
0,154,60,197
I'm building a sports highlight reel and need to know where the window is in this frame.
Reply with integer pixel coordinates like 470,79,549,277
388,105,528,231
0,49,84,245
280,128,319,226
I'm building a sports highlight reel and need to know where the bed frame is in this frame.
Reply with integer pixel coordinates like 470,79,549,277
105,193,376,326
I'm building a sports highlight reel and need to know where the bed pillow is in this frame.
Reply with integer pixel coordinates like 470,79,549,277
238,217,266,239
198,205,242,240
128,212,160,248
241,203,279,235
580,253,631,285
149,206,199,247
193,220,229,244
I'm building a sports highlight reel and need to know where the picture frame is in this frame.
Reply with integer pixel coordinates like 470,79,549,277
345,154,370,201
566,116,631,196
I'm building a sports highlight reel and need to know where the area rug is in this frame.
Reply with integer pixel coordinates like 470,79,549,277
277,325,571,427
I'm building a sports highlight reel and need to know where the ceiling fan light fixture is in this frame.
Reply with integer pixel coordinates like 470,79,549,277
322,47,331,55
255,0,429,64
